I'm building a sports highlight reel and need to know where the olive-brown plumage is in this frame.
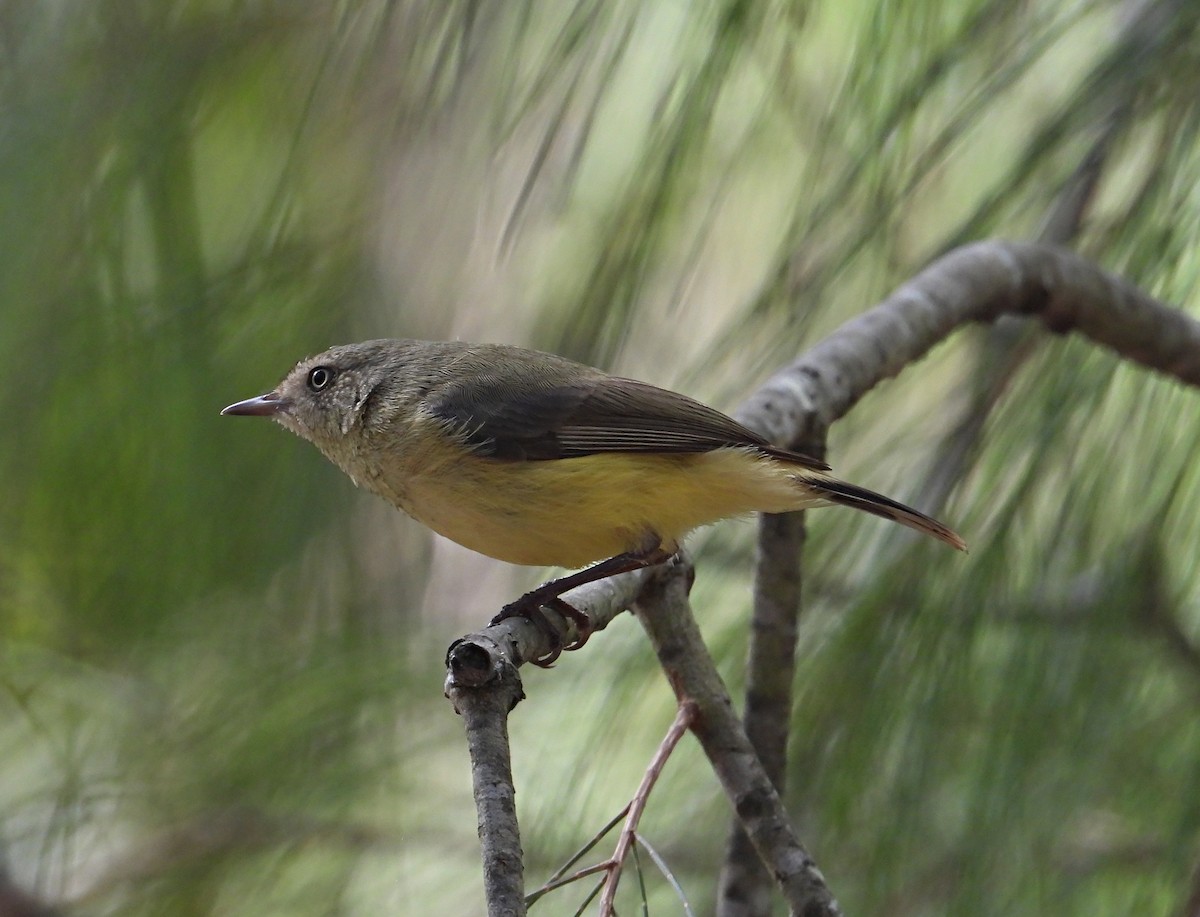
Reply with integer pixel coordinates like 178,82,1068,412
223,339,964,653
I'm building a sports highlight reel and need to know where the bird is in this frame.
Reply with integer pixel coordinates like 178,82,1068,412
223,339,964,661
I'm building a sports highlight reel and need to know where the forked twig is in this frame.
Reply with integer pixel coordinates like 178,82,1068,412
523,702,698,913
597,701,697,913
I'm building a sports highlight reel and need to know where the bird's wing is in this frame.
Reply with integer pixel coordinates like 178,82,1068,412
422,347,829,470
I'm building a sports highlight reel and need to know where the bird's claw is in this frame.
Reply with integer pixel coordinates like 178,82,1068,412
490,592,593,667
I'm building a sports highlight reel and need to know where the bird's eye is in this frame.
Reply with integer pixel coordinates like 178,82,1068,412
307,366,336,391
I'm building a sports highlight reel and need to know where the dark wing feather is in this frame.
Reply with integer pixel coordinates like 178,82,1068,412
422,345,829,470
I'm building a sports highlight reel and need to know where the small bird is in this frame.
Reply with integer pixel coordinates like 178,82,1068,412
223,339,963,659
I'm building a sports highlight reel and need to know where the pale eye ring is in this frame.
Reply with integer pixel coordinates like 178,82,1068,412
307,366,336,391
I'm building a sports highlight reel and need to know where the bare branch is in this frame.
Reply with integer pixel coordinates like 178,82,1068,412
737,241,1200,448
717,509,809,917
445,662,527,917
634,556,842,917
446,568,650,917
714,229,1200,911
449,239,1200,915
446,567,651,682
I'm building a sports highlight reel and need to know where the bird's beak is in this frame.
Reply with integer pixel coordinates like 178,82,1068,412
221,391,286,417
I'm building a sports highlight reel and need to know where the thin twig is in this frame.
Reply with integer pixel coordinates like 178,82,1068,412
636,835,695,916
598,702,697,914
530,859,612,900
631,841,649,914
570,877,608,917
529,807,630,902
525,708,697,913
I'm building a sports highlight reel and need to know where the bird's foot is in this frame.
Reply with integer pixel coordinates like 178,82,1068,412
487,542,671,666
491,589,594,667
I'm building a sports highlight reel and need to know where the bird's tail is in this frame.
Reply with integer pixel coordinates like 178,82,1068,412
800,475,967,552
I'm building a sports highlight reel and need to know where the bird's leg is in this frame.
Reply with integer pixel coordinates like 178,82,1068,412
491,542,674,666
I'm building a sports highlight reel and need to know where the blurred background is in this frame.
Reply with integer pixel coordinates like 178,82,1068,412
3,0,1200,914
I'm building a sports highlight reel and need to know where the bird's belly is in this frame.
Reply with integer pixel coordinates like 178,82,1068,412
399,448,808,568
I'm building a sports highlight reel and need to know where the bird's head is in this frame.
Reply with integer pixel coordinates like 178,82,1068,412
221,340,418,464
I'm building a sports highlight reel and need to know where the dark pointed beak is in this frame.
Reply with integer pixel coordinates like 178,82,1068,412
221,391,286,416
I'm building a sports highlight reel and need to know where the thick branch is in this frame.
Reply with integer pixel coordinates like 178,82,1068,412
717,510,808,917
445,570,651,916
736,241,1200,448
446,667,526,917
634,557,842,917
713,240,1200,914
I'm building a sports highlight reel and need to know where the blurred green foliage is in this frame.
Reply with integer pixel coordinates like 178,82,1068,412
3,0,1200,914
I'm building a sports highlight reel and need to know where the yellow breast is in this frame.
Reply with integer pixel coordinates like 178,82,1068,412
390,443,814,568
